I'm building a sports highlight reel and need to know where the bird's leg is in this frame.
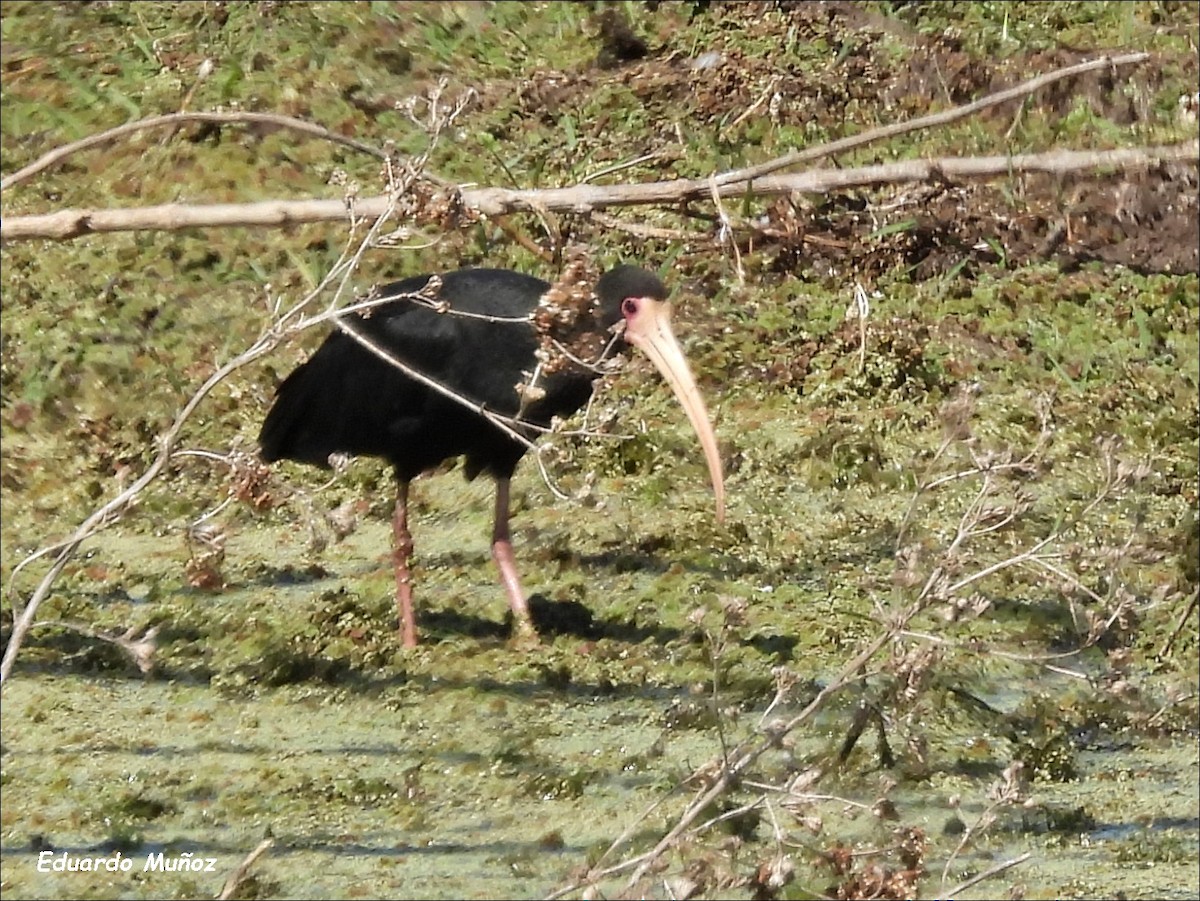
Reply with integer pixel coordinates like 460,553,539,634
393,478,418,648
491,477,537,643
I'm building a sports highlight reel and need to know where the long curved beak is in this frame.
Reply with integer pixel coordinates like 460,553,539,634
624,298,726,523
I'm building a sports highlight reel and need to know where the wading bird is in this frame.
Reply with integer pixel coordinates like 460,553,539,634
259,264,724,646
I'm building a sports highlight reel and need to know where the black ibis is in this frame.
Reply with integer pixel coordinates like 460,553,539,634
259,263,725,646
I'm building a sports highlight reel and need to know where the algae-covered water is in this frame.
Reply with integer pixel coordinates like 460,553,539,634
1,661,1196,899
1,672,724,899
2,369,1197,899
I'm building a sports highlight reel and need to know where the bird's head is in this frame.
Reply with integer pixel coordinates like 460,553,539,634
598,266,726,524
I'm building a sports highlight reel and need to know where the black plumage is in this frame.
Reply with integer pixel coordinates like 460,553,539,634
260,264,723,646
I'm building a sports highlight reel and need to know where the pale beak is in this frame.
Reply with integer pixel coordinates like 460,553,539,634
623,297,726,524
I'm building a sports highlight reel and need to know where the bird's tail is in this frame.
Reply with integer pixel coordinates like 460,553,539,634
259,359,336,468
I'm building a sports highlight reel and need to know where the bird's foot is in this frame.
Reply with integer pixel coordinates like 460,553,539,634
509,618,541,650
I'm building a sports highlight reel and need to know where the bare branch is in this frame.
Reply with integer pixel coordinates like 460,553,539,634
217,837,275,901
712,51,1151,186
4,142,1195,243
0,111,394,192
942,851,1034,897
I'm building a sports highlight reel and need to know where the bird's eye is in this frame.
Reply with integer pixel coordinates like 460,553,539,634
621,298,639,317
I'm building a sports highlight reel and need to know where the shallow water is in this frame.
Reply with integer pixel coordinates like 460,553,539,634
2,410,1197,900
2,662,1196,900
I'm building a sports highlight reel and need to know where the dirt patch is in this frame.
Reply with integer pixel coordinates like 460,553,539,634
783,163,1200,283
486,2,1198,280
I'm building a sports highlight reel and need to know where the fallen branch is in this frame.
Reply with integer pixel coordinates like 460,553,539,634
943,851,1034,897
4,141,1195,243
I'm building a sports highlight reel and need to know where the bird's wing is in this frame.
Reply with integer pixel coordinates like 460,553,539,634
260,281,468,467
336,304,460,373
338,276,468,369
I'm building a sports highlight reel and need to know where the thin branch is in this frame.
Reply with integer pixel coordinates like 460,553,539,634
1,111,394,192
684,795,768,840
940,757,1028,884
739,782,879,813
1158,589,1199,658
720,75,782,140
492,214,554,261
709,173,745,286
588,211,700,242
580,150,668,184
943,850,1033,897
217,837,275,901
898,629,1093,678
712,51,1150,186
329,318,539,450
943,536,1057,596
544,784,708,899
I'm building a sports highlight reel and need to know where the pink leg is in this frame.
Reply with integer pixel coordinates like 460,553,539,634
492,477,537,642
392,480,418,648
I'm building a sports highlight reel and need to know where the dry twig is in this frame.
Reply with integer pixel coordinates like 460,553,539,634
712,51,1151,186
217,837,274,901
0,111,393,192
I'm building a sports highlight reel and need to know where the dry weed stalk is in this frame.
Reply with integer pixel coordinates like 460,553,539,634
0,83,486,684
553,387,1152,900
217,836,274,901
1,78,684,682
940,761,1030,887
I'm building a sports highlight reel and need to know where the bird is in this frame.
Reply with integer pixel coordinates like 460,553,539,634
259,262,725,647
